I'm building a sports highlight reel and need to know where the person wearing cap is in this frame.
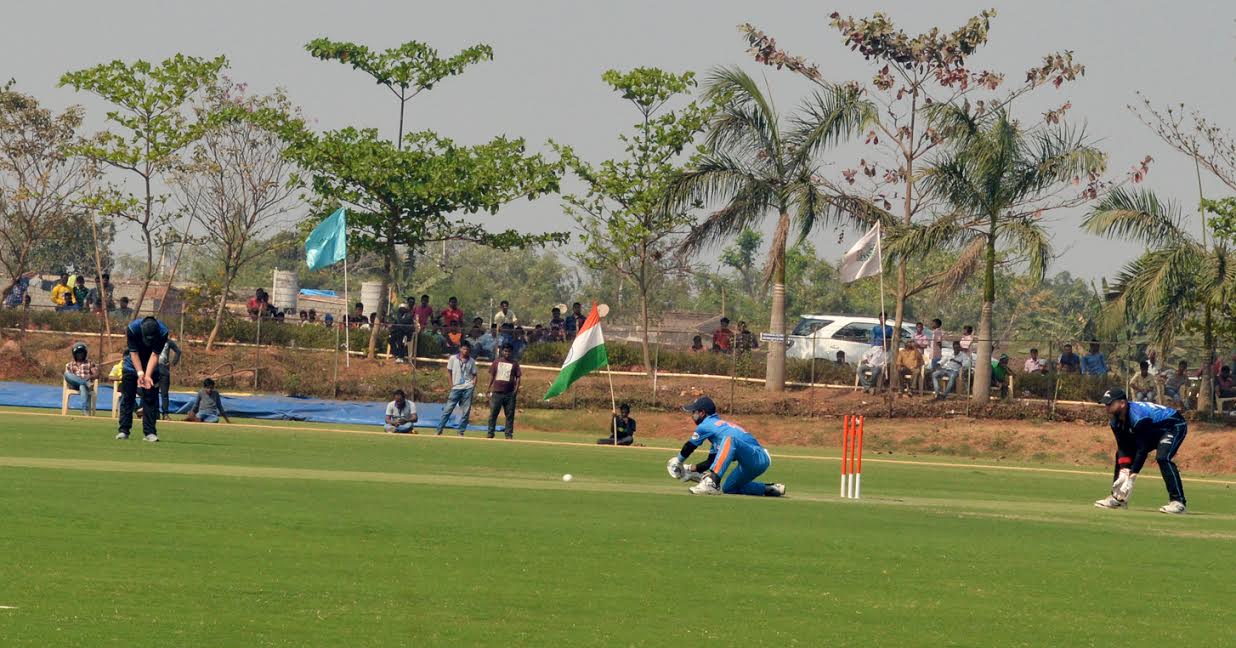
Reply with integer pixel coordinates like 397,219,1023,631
665,396,785,497
1094,388,1188,514
485,343,521,439
117,316,169,442
64,342,99,416
990,354,1011,399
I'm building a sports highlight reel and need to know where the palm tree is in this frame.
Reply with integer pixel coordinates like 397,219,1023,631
911,107,1106,402
666,67,871,391
1083,188,1234,413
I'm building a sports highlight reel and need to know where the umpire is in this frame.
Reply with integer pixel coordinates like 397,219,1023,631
1094,388,1188,514
117,316,169,442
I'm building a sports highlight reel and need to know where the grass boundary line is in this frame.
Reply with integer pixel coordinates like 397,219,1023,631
3,409,1234,487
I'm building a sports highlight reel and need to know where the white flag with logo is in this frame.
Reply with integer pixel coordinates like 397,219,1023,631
839,223,882,283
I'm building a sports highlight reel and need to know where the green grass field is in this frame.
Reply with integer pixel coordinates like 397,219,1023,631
2,412,1234,647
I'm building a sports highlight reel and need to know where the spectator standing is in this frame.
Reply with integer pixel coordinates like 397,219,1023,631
598,403,636,445
564,302,585,338
912,322,930,360
859,343,888,394
435,341,477,436
246,289,263,320
51,273,73,312
71,280,89,313
735,321,759,354
187,378,231,423
157,337,182,420
1218,365,1235,398
928,318,944,370
1024,348,1048,374
413,294,434,330
493,300,518,326
1130,361,1157,402
712,317,735,354
932,341,969,400
835,350,847,365
991,354,1011,399
690,335,705,353
440,296,464,328
1058,344,1081,373
959,326,975,353
3,271,35,308
117,316,169,442
308,309,318,323
549,307,566,341
485,344,522,439
64,342,99,416
871,312,894,350
390,306,413,363
383,389,417,433
895,339,924,394
114,296,133,320
1080,342,1109,375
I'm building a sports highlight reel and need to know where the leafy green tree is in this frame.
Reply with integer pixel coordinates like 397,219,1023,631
720,228,762,299
0,83,95,298
285,39,564,357
555,68,710,376
741,10,1087,390
667,67,869,391
916,107,1105,402
60,54,228,315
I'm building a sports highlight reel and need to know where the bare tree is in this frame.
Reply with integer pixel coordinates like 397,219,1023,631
0,83,92,299
175,82,300,350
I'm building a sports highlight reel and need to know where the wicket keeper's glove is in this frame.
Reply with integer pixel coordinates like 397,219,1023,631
1116,472,1137,501
1111,468,1130,495
666,457,685,480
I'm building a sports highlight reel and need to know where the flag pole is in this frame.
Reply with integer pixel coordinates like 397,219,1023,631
344,244,350,368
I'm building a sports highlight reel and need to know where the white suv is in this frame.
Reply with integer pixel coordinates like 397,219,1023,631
786,315,916,364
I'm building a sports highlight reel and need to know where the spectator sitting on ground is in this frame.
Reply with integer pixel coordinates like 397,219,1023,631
859,343,887,394
712,317,735,354
895,339,924,394
690,335,705,353
3,271,35,308
383,388,417,433
735,321,759,354
186,378,230,424
1024,348,1048,374
932,341,969,400
1163,360,1190,409
959,325,975,352
991,354,1011,399
565,302,586,337
835,350,847,365
1080,342,1108,375
1130,360,1156,402
64,342,99,416
51,273,73,312
493,300,518,326
114,296,133,320
441,296,464,328
1217,365,1235,399
598,403,636,445
1058,343,1081,373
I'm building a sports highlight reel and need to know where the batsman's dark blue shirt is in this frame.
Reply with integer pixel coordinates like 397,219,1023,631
123,318,169,373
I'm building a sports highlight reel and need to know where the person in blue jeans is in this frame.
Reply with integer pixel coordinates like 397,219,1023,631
435,341,477,436
384,389,417,433
666,396,785,497
63,342,99,416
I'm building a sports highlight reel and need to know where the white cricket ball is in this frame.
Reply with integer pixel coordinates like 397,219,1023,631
562,473,573,482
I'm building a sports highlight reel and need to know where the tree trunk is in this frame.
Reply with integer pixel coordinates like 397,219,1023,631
890,258,907,391
765,213,790,392
971,222,998,403
206,272,235,352
1199,303,1215,415
366,249,393,359
639,289,653,380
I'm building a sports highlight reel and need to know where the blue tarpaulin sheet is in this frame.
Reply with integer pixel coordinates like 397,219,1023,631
298,289,338,297
0,381,497,431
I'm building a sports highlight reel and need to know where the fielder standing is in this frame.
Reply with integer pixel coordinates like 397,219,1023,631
1094,388,1188,514
117,316,169,442
666,396,785,497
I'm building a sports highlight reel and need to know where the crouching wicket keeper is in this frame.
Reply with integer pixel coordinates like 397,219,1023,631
1095,388,1188,514
666,396,785,497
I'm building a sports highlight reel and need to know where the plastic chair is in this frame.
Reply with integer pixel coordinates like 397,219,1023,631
61,378,99,416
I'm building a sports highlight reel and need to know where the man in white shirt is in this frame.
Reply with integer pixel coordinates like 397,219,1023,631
928,318,944,371
859,344,887,393
492,300,518,327
384,389,418,433
435,341,478,436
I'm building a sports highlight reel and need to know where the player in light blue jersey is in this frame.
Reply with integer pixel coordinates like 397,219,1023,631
1095,388,1188,514
665,396,785,497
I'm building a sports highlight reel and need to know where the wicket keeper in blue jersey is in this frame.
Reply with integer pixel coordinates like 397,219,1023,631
666,396,785,497
1094,389,1188,514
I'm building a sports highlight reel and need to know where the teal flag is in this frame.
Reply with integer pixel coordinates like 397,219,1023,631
305,208,347,270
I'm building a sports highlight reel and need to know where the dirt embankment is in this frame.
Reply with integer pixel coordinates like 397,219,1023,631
7,330,1236,475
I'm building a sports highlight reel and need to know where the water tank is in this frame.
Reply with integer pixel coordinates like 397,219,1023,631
271,270,299,312
360,281,385,317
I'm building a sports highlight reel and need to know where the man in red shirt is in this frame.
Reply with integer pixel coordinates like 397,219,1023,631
412,294,434,329
440,296,464,328
712,318,735,354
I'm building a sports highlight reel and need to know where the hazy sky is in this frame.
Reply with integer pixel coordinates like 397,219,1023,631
4,0,1234,283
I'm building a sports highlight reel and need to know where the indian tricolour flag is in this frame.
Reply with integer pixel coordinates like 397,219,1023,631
544,303,608,400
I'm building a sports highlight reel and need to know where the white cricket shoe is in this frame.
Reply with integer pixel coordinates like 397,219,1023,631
689,473,721,495
1094,495,1127,509
144,434,159,443
1159,501,1187,515
115,432,129,440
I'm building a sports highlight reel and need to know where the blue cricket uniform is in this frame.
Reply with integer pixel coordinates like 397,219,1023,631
677,414,772,496
118,318,170,439
1110,401,1187,505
